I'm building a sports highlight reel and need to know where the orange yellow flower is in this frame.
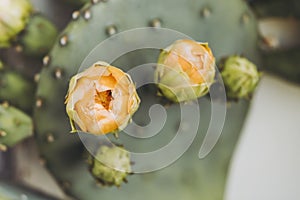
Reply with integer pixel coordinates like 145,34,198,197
65,62,140,135
155,39,215,102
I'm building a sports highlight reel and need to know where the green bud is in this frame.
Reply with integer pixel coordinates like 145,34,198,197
88,145,131,187
155,39,216,102
220,56,261,99
0,103,33,147
0,0,33,47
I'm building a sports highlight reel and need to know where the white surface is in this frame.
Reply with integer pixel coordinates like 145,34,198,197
225,74,300,200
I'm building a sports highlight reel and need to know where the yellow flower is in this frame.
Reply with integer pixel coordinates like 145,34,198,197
65,62,140,135
155,39,216,102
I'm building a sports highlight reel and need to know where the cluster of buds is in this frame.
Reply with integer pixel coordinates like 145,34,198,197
65,40,260,187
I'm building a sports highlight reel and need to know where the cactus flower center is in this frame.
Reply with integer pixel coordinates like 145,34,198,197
65,62,140,135
95,90,113,110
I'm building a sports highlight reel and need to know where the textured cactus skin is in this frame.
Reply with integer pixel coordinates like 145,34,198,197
0,103,33,148
34,0,260,199
20,14,58,57
0,69,35,112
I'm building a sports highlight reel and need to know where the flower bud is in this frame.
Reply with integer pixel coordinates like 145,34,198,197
0,0,33,47
65,62,140,135
155,39,216,102
88,145,131,187
220,56,261,99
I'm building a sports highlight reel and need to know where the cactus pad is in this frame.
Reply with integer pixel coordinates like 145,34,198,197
34,0,260,199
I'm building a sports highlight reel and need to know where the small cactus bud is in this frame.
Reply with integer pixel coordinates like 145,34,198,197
0,0,33,47
220,56,261,99
65,62,140,135
154,39,216,102
88,145,131,187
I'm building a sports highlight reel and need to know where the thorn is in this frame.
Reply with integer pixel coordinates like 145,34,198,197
106,25,117,36
34,73,40,83
241,13,250,24
83,10,92,20
72,11,80,20
150,19,162,28
54,68,63,79
42,55,50,66
0,130,7,137
46,133,55,143
35,98,43,108
59,35,68,46
0,144,7,152
201,7,211,18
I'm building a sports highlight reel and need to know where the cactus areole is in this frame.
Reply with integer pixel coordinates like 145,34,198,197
155,39,216,102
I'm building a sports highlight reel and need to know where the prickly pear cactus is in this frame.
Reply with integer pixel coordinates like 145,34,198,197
0,103,33,150
0,0,58,56
0,66,35,112
34,0,260,199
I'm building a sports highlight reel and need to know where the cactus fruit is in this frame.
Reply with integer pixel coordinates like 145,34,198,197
88,145,131,187
33,0,260,199
0,0,58,56
65,62,140,135
155,40,215,102
220,56,261,99
0,64,35,112
0,102,33,149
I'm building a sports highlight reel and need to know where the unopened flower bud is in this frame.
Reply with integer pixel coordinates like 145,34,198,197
88,145,131,187
220,56,261,99
155,39,216,102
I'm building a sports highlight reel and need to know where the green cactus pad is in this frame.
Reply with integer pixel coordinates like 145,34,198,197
20,14,58,57
34,0,260,199
0,103,33,148
0,69,35,113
